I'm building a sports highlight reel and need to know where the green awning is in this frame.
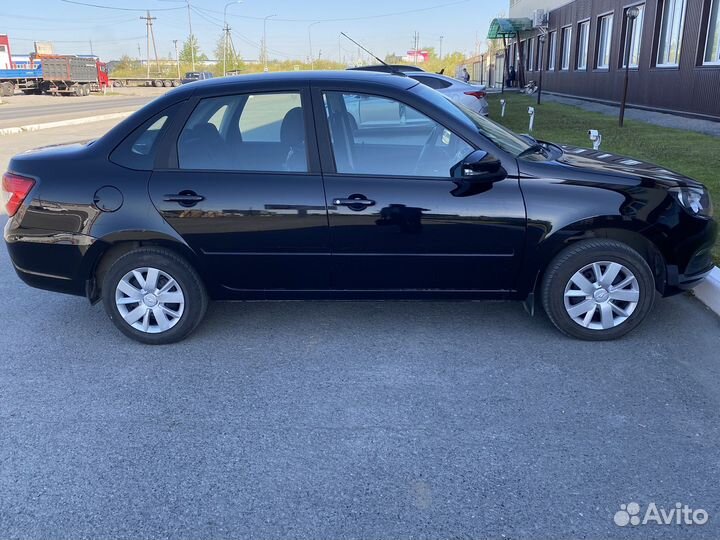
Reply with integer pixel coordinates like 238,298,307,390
487,18,534,39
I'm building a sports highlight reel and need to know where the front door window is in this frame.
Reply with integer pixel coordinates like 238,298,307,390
323,92,474,178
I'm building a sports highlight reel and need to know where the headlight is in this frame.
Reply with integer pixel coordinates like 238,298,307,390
671,187,713,218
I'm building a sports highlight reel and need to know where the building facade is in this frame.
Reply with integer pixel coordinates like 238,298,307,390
504,0,720,120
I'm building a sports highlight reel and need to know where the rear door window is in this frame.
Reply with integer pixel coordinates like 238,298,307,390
177,92,307,172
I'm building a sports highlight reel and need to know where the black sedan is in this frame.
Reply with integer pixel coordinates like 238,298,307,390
3,71,716,344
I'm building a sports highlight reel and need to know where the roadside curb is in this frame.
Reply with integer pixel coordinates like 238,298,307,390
0,111,133,137
693,266,720,316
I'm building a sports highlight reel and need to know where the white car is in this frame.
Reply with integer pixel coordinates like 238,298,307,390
404,72,489,116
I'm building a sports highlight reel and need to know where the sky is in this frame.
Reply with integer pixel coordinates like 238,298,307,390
4,0,507,63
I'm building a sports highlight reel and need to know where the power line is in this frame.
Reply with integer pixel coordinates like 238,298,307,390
60,0,185,12
10,35,146,43
188,6,292,58
193,1,470,23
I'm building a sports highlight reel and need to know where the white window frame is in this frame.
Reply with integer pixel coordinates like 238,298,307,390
704,0,720,65
596,13,614,69
560,26,572,70
547,31,557,70
656,0,687,67
622,4,645,68
577,20,590,70
528,37,535,71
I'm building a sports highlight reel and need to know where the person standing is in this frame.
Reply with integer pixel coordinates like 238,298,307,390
509,65,517,88
462,67,470,83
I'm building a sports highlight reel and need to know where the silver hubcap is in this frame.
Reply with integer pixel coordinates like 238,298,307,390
563,261,640,330
115,267,185,334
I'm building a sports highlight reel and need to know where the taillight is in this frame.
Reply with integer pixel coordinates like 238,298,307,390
2,172,35,217
464,90,487,99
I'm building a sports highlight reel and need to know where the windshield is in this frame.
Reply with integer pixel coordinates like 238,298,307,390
184,72,200,78
411,83,535,157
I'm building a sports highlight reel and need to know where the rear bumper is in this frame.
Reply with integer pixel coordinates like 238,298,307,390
5,221,95,297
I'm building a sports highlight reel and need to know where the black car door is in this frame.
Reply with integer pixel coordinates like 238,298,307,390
149,85,330,292
312,85,526,292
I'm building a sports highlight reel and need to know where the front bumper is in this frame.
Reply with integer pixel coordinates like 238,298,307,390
661,217,717,295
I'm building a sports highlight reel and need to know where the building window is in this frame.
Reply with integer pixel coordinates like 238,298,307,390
560,26,572,70
622,5,645,68
528,37,535,71
597,13,614,69
547,31,557,70
577,20,590,69
704,0,720,64
657,0,687,66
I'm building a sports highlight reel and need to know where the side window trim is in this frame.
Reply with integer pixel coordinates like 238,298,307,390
109,101,186,171
154,98,198,170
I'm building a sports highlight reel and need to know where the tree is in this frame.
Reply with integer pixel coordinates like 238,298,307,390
179,35,208,65
213,32,244,74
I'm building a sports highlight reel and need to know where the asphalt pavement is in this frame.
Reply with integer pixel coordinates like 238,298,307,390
0,89,165,129
1,228,720,538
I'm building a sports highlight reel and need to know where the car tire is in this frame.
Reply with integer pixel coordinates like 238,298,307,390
101,247,208,344
541,239,656,341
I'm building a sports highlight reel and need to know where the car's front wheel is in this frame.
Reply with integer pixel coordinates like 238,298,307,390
101,247,208,344
541,239,656,340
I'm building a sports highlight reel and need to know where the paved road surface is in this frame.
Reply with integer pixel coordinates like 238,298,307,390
1,240,720,538
0,96,151,122
0,89,165,128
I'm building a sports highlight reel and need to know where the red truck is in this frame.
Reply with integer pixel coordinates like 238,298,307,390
39,55,110,95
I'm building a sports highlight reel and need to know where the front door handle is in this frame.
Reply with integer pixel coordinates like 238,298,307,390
333,194,376,211
163,191,205,207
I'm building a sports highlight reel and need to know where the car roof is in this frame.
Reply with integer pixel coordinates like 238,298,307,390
166,69,418,97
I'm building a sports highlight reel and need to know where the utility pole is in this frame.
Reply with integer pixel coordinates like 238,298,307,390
185,0,195,71
263,14,276,72
413,31,419,65
223,1,241,76
173,39,180,79
141,11,159,78
89,40,94,56
137,43,142,60
223,22,231,75
439,35,443,61
308,21,320,70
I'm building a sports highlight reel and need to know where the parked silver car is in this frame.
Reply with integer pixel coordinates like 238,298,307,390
404,72,489,116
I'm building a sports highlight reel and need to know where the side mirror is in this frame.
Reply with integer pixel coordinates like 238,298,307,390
451,150,507,183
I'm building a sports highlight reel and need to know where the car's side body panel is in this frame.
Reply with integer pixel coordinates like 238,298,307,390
3,71,716,306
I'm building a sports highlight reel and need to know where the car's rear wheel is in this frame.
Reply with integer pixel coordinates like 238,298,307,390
541,239,655,340
101,248,208,344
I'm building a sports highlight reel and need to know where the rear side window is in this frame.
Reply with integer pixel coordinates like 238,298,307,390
110,103,180,170
177,92,307,172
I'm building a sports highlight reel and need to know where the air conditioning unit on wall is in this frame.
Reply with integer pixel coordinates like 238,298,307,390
533,9,548,28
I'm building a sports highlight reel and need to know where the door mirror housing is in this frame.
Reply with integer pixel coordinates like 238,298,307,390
451,150,507,183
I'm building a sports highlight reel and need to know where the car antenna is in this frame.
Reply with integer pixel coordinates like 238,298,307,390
340,32,403,74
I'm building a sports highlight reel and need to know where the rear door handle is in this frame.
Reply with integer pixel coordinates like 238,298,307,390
163,191,205,207
333,195,376,210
